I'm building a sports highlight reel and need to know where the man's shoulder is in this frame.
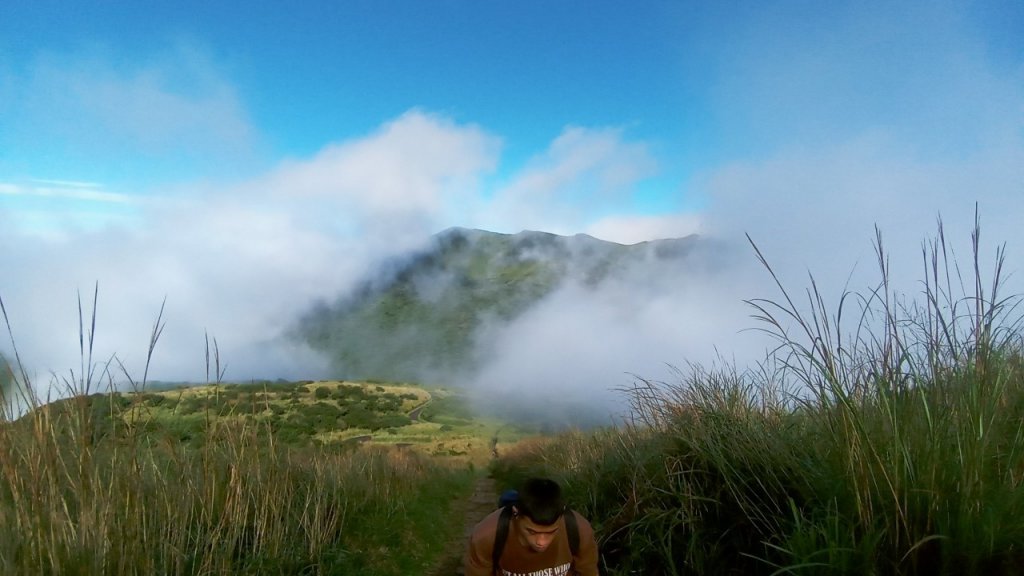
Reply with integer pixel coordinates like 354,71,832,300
568,509,594,529
566,509,598,544
468,507,504,545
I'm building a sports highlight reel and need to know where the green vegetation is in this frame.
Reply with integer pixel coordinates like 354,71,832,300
299,230,563,381
297,227,697,383
491,222,1024,575
32,379,521,462
3,222,1019,575
0,409,473,575
0,375,498,575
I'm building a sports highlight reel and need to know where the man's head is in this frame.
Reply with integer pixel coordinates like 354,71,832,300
512,478,565,553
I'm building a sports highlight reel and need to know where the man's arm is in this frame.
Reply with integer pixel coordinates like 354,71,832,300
463,527,494,576
572,517,600,576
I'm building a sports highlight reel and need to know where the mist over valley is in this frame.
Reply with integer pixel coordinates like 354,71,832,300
293,227,716,424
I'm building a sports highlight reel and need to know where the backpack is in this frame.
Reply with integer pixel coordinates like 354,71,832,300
492,489,580,569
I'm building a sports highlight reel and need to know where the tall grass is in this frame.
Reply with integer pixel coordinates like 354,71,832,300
0,290,473,575
493,218,1024,575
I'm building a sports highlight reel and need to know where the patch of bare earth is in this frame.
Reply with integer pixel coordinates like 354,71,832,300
427,475,498,576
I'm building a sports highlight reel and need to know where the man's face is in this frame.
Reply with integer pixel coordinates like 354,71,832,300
514,509,560,553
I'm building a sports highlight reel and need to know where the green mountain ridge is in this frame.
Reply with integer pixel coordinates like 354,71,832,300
295,227,701,383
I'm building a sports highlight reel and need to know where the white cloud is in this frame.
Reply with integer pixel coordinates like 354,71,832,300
0,111,503,393
39,187,134,204
707,2,1023,159
0,180,143,238
29,179,104,189
0,179,146,235
683,138,1024,398
702,135,1024,300
690,1,1024,331
263,109,500,247
466,243,760,423
585,212,702,244
460,0,1024,421
480,126,658,234
5,43,258,167
0,109,685,417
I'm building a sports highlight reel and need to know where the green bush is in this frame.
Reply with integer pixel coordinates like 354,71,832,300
176,397,206,415
143,394,167,408
333,385,367,402
377,413,411,429
345,405,376,430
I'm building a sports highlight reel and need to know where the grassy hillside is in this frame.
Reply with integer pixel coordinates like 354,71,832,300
296,227,699,382
0,378,538,575
34,379,539,465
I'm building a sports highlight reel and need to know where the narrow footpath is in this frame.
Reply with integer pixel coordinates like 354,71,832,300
427,475,498,576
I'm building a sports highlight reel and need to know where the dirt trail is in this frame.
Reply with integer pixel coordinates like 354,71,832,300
427,475,498,576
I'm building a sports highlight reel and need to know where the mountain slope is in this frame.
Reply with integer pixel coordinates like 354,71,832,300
295,227,700,383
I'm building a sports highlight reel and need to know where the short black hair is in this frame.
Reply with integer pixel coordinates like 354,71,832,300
516,477,565,526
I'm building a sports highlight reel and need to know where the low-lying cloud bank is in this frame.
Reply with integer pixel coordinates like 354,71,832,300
0,112,686,397
2,127,1022,424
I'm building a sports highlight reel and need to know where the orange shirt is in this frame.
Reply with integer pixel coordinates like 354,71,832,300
463,508,600,576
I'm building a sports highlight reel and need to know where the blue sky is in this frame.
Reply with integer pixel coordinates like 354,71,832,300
1,1,1023,390
2,1,1021,235
2,1,708,214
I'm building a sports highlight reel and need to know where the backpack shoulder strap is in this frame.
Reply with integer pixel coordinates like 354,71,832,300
563,509,580,557
492,506,514,571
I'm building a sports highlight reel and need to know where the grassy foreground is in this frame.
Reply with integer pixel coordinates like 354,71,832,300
491,222,1024,575
0,333,537,576
0,392,476,575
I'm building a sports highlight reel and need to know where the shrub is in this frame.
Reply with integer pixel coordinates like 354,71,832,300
144,394,167,408
176,397,206,415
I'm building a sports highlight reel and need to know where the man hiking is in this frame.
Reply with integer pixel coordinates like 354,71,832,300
463,477,599,576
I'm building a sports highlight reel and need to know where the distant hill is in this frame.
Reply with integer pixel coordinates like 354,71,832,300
294,227,701,383
19,379,520,459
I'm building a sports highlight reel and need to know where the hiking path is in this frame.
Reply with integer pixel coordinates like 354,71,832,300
426,475,498,576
